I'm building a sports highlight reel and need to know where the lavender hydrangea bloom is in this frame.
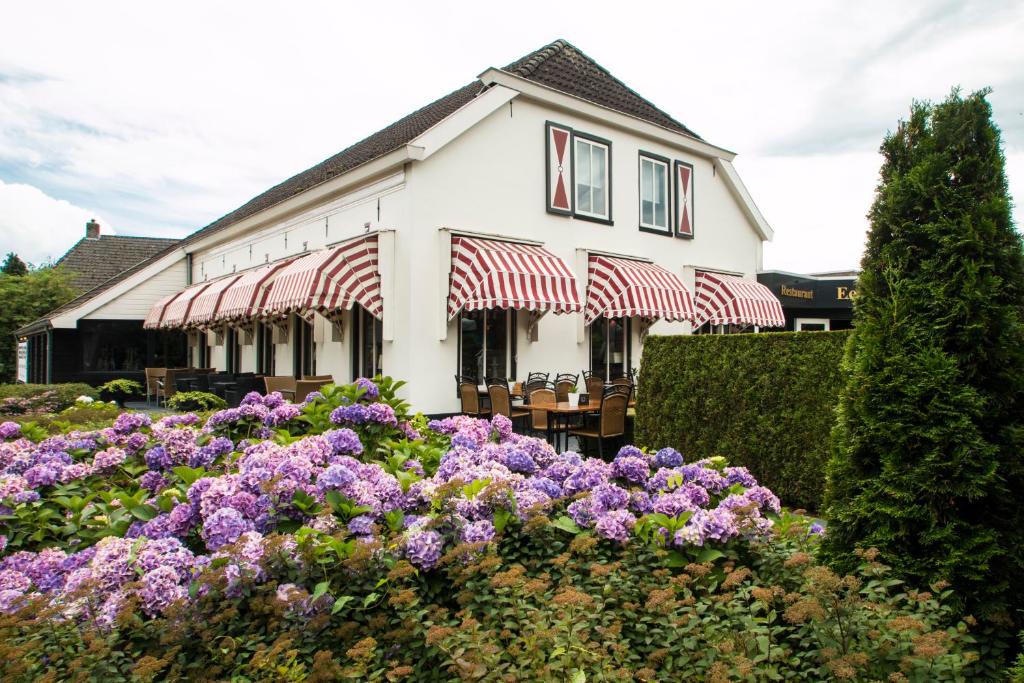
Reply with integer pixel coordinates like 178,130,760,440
403,529,443,569
140,566,187,616
324,429,363,455
591,483,629,512
355,378,379,400
330,404,369,425
615,445,644,461
504,448,538,474
611,456,649,484
594,509,636,543
365,403,398,426
92,448,126,473
461,519,496,544
491,414,513,442
653,447,684,469
266,404,301,426
24,464,60,488
317,464,356,491
0,422,21,440
201,507,253,551
809,522,825,536
113,412,152,434
145,445,172,471
139,471,169,492
529,477,562,499
348,515,375,536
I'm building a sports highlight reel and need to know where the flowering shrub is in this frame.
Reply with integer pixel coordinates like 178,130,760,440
0,377,998,680
165,391,227,413
0,383,99,415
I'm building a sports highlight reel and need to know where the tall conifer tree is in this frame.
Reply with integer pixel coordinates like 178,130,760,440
822,89,1024,621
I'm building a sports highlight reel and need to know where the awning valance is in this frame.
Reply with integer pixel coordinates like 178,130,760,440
214,260,294,324
585,254,695,325
447,236,581,320
143,291,183,330
159,281,213,329
186,274,243,328
693,270,786,328
262,234,382,321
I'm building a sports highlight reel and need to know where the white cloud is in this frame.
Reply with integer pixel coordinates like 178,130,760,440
0,180,114,265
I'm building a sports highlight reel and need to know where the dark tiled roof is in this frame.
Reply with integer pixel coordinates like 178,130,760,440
503,39,701,140
56,235,179,292
25,40,700,333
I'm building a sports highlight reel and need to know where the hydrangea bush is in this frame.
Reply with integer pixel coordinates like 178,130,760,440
0,377,995,681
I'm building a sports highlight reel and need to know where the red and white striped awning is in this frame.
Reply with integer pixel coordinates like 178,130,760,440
143,291,183,330
214,260,294,323
186,274,243,328
447,235,581,320
585,254,696,324
693,270,786,328
262,234,382,321
159,281,214,329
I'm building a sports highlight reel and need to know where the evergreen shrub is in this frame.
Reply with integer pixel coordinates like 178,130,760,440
636,331,849,510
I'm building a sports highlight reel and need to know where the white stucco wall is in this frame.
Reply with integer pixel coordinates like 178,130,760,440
84,259,187,320
80,87,768,416
397,97,764,413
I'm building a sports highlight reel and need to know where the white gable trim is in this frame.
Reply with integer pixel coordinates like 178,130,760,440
714,159,774,242
478,68,736,161
408,85,518,160
49,249,187,328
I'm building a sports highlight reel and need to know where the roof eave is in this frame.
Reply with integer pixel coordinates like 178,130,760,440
478,67,736,161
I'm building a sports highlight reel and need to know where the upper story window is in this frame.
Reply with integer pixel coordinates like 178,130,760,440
574,135,611,221
545,122,612,224
639,153,670,233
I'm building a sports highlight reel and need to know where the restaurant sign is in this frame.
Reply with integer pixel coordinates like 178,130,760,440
780,285,814,300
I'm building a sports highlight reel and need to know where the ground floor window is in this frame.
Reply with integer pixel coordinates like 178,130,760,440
256,323,276,376
590,316,630,378
225,327,242,373
352,307,383,380
795,318,830,332
28,334,48,383
195,334,211,369
293,315,315,379
459,309,515,381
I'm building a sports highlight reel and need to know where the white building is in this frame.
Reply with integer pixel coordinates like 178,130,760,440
29,40,784,414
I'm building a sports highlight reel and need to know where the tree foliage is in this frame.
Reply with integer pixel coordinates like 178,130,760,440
1,253,28,276
0,266,80,383
822,89,1024,623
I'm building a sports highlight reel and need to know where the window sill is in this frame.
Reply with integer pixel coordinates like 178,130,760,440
573,213,614,227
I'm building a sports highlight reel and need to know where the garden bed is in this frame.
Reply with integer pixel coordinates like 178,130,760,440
0,378,993,680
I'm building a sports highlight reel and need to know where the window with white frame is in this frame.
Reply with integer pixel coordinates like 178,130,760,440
639,154,670,232
574,136,610,221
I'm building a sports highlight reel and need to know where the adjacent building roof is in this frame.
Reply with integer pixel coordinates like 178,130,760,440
56,234,179,293
20,39,708,334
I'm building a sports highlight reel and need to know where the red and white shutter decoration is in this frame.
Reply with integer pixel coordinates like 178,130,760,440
675,160,694,238
546,122,573,215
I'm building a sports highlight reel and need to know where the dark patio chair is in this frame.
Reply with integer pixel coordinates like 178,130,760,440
554,373,579,402
487,381,529,428
224,375,264,407
569,384,630,459
456,375,489,418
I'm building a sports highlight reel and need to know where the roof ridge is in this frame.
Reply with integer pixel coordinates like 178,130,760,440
503,39,568,78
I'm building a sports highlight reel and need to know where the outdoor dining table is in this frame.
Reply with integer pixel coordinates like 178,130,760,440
539,401,601,454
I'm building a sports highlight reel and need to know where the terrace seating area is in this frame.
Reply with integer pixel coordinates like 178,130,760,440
455,369,638,458
145,367,335,407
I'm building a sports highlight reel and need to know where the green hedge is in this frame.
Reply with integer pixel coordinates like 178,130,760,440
636,331,849,510
0,383,100,414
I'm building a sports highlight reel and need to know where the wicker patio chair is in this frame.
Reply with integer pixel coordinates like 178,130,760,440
569,384,630,459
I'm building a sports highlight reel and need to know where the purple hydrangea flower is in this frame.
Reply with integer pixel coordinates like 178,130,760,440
809,522,825,536
653,447,684,469
324,429,363,455
594,509,636,543
504,449,538,474
140,471,169,492
91,448,126,474
491,414,513,442
330,404,369,425
403,529,443,570
461,519,496,544
0,422,21,440
611,456,649,484
113,412,152,434
355,378,379,400
316,464,356,491
348,515,375,536
144,445,172,471
201,507,252,551
266,404,301,426
140,566,187,616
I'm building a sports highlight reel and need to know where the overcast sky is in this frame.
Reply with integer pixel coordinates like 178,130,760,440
1,0,1021,272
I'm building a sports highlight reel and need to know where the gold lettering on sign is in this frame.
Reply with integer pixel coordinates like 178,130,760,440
780,285,814,299
837,287,858,301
